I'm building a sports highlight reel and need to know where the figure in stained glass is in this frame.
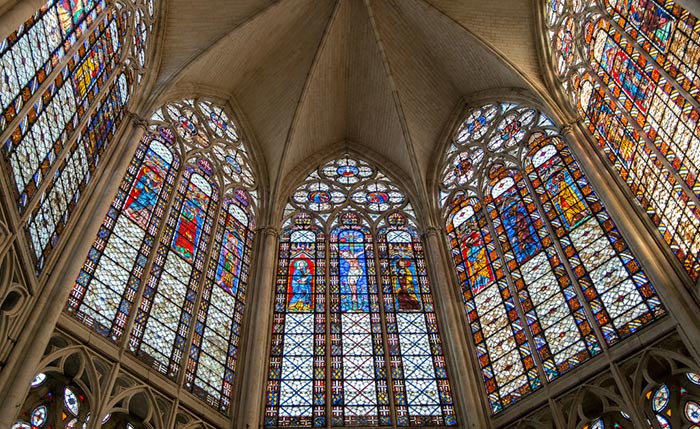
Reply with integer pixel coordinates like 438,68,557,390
287,254,314,311
453,156,473,180
441,100,666,412
549,0,700,279
124,155,164,228
309,190,330,204
536,152,590,230
172,180,208,263
56,1,74,33
598,34,655,111
499,118,523,143
459,219,494,294
338,164,359,178
179,115,198,137
628,0,674,50
590,99,635,167
392,254,421,311
216,230,244,294
458,114,488,142
267,156,455,426
501,192,540,264
393,256,421,310
555,22,574,62
337,230,369,312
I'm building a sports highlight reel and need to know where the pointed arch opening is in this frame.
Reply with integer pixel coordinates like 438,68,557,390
544,0,700,285
265,154,456,427
439,101,666,413
65,98,258,414
0,0,157,274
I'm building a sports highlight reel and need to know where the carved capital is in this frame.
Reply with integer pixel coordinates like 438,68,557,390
258,226,280,239
127,111,148,130
422,226,442,240
560,117,581,136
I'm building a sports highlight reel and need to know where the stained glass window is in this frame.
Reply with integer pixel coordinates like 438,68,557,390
13,375,90,429
265,156,456,427
267,212,326,427
582,412,633,429
66,99,257,413
545,0,700,285
0,0,155,274
643,373,700,428
439,102,665,413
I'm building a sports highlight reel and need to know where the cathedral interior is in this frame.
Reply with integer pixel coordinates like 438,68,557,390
1,0,700,428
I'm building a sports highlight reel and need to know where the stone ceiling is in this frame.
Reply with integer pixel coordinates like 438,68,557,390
145,0,546,215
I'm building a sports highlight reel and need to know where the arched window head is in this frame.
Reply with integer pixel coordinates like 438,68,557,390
266,155,456,427
0,0,156,274
545,0,700,285
66,98,257,414
440,101,665,413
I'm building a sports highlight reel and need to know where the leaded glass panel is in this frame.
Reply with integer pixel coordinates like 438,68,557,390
66,99,257,414
266,154,455,427
546,0,700,285
440,101,665,413
0,0,155,275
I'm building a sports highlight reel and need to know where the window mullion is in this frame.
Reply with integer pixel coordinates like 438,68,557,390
581,61,700,212
0,1,107,146
478,188,550,387
118,147,186,354
601,4,700,114
18,34,127,223
325,217,332,429
3,5,119,217
369,222,398,429
519,163,610,352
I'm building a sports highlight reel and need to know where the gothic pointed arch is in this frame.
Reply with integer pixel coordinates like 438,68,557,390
544,0,700,286
265,154,456,427
65,98,258,415
438,100,666,413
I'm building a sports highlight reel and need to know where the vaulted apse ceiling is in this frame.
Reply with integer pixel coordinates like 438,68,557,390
146,0,546,208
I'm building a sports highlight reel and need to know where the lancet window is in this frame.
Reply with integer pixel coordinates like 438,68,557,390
0,0,155,274
545,0,700,284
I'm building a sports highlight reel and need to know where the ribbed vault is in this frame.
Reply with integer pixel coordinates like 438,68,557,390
145,0,543,212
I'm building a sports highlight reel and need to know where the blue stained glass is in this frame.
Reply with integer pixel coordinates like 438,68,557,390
498,182,542,264
547,0,700,283
287,250,314,311
0,0,159,282
337,230,370,313
66,99,255,413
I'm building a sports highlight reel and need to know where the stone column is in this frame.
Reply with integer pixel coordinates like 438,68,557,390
422,226,491,428
0,117,146,426
235,226,279,429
